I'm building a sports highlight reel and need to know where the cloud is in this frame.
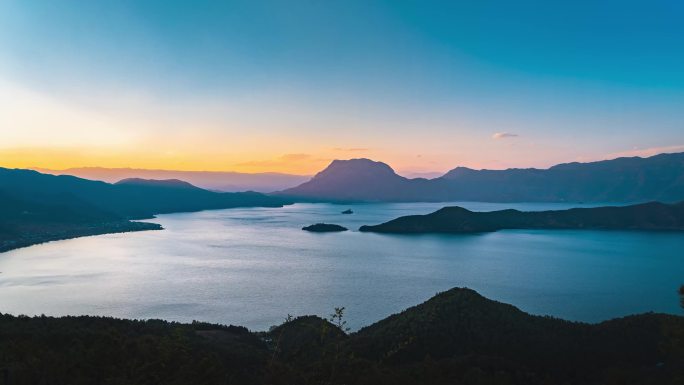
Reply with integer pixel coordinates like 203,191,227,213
333,147,369,152
492,132,519,139
604,145,684,159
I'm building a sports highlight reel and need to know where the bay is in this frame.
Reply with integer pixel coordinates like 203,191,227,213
1,202,683,331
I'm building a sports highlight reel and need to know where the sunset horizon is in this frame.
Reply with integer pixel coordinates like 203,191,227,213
2,1,683,175
4,145,684,178
2,1,684,383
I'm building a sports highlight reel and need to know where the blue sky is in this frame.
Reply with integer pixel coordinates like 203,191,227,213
1,0,683,174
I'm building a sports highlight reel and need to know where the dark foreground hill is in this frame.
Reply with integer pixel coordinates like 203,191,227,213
0,168,292,252
1,288,682,385
278,152,684,203
360,201,684,234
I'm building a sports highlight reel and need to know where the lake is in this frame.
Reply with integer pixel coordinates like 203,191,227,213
1,202,683,331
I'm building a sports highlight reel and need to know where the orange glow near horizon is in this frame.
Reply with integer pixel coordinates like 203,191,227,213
3,79,681,177
0,145,465,176
0,147,322,175
4,143,679,177
0,78,630,177
0,138,551,175
3,78,683,177
2,3,684,182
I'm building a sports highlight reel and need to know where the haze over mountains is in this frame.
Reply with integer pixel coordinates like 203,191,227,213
1,168,290,219
34,167,310,192
279,152,684,203
0,168,292,251
5,151,684,253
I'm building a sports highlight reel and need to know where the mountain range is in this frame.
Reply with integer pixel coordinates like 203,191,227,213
34,167,310,192
0,168,292,251
279,152,684,203
1,168,290,219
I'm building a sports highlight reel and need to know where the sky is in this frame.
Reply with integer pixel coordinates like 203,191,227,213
1,0,683,175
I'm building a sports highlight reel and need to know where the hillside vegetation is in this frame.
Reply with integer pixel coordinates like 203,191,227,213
0,168,292,252
360,201,684,233
1,288,682,385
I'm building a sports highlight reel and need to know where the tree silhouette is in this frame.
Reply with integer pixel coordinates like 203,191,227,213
329,307,350,333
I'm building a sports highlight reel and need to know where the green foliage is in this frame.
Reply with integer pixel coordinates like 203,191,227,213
1,288,683,385
0,168,292,252
0,314,286,385
329,306,350,333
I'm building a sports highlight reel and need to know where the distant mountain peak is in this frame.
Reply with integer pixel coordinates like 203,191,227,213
315,159,398,178
441,166,477,179
278,152,684,203
115,178,200,189
279,159,408,200
32,167,310,193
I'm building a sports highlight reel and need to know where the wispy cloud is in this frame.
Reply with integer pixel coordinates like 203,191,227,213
604,145,684,159
333,147,369,152
492,132,519,139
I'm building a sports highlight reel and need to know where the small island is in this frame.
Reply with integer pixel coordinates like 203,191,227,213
341,209,354,214
302,223,348,232
359,201,684,234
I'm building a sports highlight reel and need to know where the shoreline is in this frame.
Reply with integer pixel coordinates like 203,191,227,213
0,221,162,254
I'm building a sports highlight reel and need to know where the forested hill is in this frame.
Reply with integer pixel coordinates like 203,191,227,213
1,287,682,384
0,168,292,252
360,201,684,233
0,168,291,219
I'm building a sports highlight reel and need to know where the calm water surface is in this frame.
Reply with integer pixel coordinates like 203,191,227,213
1,202,683,330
